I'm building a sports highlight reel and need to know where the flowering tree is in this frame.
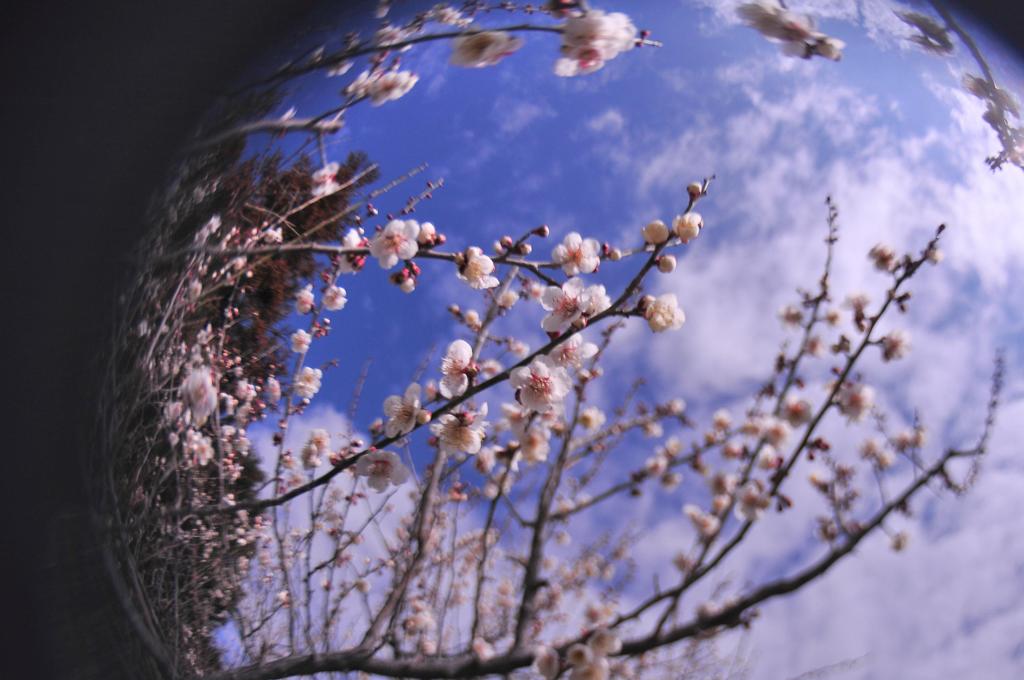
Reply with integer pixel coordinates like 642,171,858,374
98,2,1004,679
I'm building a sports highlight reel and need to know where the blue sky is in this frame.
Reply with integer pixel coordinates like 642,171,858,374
232,1,1024,677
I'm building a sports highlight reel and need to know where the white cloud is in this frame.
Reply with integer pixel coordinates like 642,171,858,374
493,96,555,135
587,107,627,135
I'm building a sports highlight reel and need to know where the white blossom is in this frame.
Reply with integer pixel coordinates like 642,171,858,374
644,293,685,332
185,429,214,466
860,437,895,469
457,246,499,289
295,284,315,314
265,377,281,404
383,383,421,438
450,31,523,68
541,277,590,333
738,2,842,61
347,69,419,105
181,366,218,427
642,219,670,245
756,444,782,469
323,285,347,311
552,231,601,276
782,396,812,426
673,212,702,243
293,367,323,400
762,416,791,447
520,425,551,464
428,4,471,27
583,284,611,317
881,329,911,361
684,504,720,539
779,304,803,328
588,628,622,656
291,329,312,354
836,382,874,422
869,243,898,272
533,646,560,680
301,428,330,469
374,25,415,52
735,480,770,521
511,356,572,412
549,333,598,369
356,450,410,491
431,403,488,455
472,637,494,660
337,229,365,274
370,219,420,269
311,162,341,197
580,406,606,431
556,10,637,77
440,339,475,399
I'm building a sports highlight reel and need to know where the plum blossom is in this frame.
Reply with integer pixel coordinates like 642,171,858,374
450,31,523,68
355,450,410,492
323,285,347,311
644,293,685,332
472,637,494,661
498,402,531,436
583,283,611,317
370,219,420,269
428,4,471,27
337,229,365,274
185,429,214,466
579,406,605,431
642,219,670,245
311,162,341,197
346,69,419,105
845,292,870,314
511,356,572,412
549,333,598,369
541,277,590,333
684,504,720,539
757,444,782,469
588,628,621,657
779,304,803,328
301,428,330,469
738,2,844,61
673,212,702,243
783,396,812,426
520,425,551,464
291,329,311,354
440,339,475,398
762,416,791,446
180,366,218,427
895,427,927,451
374,25,415,52
735,480,770,521
533,646,560,680
552,231,601,276
383,383,421,438
836,382,874,422
860,437,894,469
555,10,637,77
869,243,898,272
881,329,911,361
431,403,488,455
293,367,323,400
265,377,281,405
295,284,314,314
456,246,499,289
